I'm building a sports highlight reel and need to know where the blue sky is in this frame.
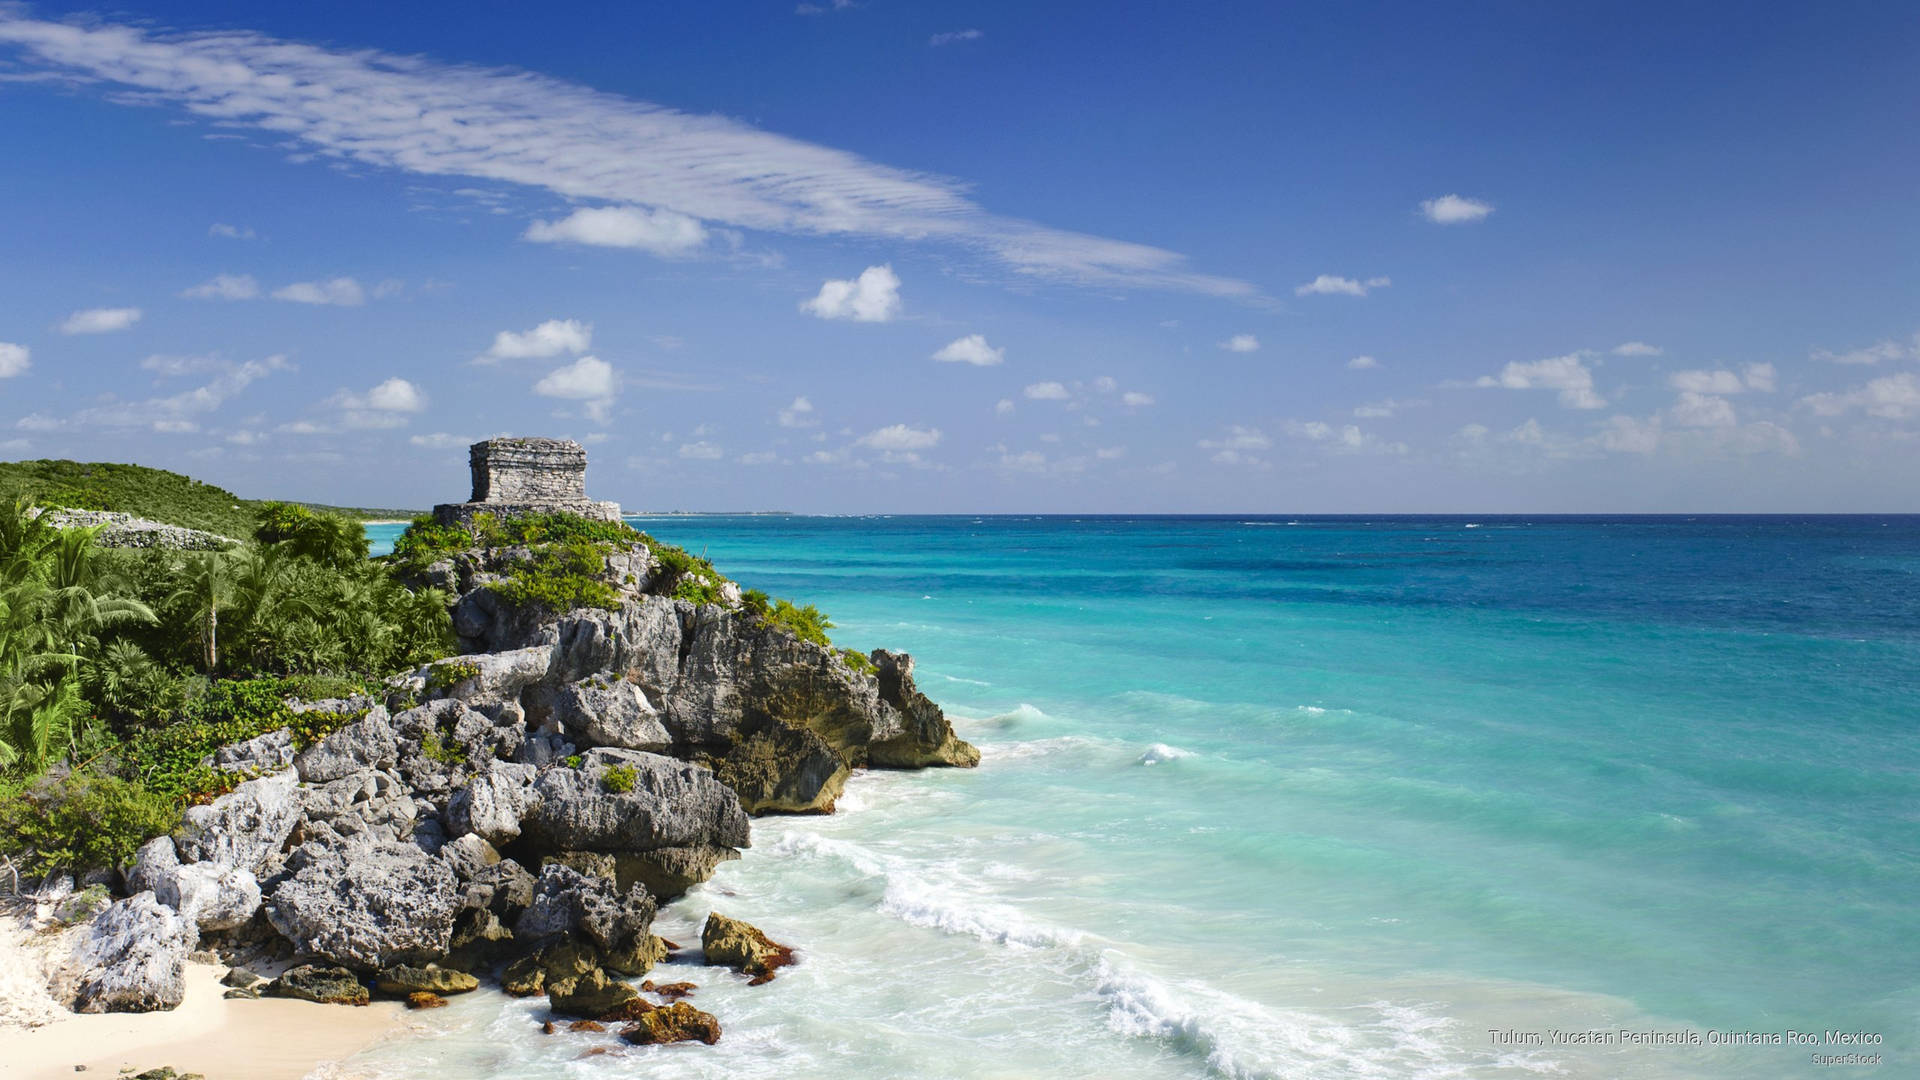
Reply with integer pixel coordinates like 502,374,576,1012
1,1,1916,512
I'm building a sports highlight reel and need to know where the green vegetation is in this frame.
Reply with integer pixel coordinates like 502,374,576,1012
564,753,584,769
739,589,834,647
839,648,877,675
425,659,481,692
600,763,637,793
0,459,420,537
491,538,624,614
421,729,467,766
1,488,454,882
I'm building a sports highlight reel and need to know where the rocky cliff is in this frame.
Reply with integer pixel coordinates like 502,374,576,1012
45,520,977,1028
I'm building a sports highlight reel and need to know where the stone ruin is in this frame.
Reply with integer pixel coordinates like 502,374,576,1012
432,437,623,526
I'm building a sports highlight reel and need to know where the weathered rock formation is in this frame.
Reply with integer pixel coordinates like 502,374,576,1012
433,438,622,526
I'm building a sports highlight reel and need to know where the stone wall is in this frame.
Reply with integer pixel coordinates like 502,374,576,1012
470,438,589,504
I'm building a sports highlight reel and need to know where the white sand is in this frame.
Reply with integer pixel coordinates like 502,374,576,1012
0,962,405,1080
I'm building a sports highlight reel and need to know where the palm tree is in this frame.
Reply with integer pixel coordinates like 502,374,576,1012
167,550,234,674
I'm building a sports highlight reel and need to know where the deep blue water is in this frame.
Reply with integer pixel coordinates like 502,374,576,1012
358,515,1919,1079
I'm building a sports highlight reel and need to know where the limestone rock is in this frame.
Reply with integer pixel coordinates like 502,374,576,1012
620,1001,722,1046
514,864,655,957
174,770,301,876
154,861,261,933
444,760,538,847
520,749,749,854
708,724,848,815
69,893,192,1013
266,842,460,971
501,936,597,997
407,991,447,1009
125,836,179,898
439,833,502,881
290,769,417,857
701,913,794,984
615,845,740,902
220,967,267,990
374,965,479,996
532,677,671,752
547,966,636,1017
869,650,982,768
293,708,397,783
211,727,295,774
266,964,369,1005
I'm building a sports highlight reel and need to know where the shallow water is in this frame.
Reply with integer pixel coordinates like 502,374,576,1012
354,515,1919,1078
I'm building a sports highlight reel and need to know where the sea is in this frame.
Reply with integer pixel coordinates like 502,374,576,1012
355,515,1919,1079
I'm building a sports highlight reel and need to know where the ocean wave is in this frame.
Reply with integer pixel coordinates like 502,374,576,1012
936,672,993,686
1138,743,1195,765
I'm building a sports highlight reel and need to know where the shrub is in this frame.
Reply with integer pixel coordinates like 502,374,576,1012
601,764,637,794
839,648,876,675
118,678,359,799
564,754,584,769
425,659,481,692
0,771,181,882
421,729,467,766
488,538,622,614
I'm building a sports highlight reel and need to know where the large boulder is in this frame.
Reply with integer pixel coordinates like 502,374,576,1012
529,677,671,752
520,749,749,854
124,835,180,898
701,912,794,985
155,862,261,933
869,650,982,767
174,770,301,876
514,864,656,958
547,966,637,1017
266,964,369,1005
294,708,398,783
620,1001,722,1046
444,760,538,847
708,724,849,814
613,844,740,902
69,893,192,1013
290,769,418,857
211,727,295,774
374,965,479,996
265,841,461,971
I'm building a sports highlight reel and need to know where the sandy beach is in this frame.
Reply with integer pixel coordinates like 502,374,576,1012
0,963,404,1080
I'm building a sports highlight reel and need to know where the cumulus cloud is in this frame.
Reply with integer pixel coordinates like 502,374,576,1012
1023,381,1070,400
59,306,141,334
272,277,368,306
1121,391,1155,407
677,441,724,460
1198,425,1271,466
478,318,591,362
801,265,901,322
994,398,1015,416
410,432,473,449
1475,353,1605,409
0,342,28,378
1294,275,1389,297
325,377,427,428
1668,391,1737,428
1347,355,1378,369
523,205,708,255
181,273,259,300
1811,336,1914,366
0,15,1253,296
932,334,1004,366
856,424,941,451
1421,194,1493,224
68,354,289,431
930,29,983,46
778,396,817,427
140,353,223,376
1220,334,1260,353
534,356,620,422
1669,365,1774,395
1612,341,1662,357
1801,372,1920,420
1286,420,1408,454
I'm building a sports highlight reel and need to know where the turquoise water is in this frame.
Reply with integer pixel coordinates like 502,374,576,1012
354,516,1919,1078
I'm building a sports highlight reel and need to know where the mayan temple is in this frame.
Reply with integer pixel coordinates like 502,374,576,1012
431,437,623,525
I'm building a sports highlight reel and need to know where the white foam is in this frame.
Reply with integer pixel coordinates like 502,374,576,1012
1138,743,1195,765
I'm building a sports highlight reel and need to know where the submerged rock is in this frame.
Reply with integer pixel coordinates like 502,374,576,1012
266,964,369,1006
700,913,794,985
69,893,192,1013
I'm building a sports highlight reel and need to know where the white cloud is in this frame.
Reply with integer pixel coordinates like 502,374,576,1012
1353,398,1424,419
994,398,1015,416
1598,415,1661,455
1801,372,1920,420
478,318,591,362
795,0,854,14
321,376,425,429
73,354,289,430
535,356,618,401
410,432,471,449
0,15,1252,296
523,205,708,256
801,265,901,322
737,451,780,466
366,377,426,412
1294,275,1388,297
1742,363,1776,393
1668,370,1744,395
272,277,366,306
930,29,983,46
1286,420,1408,454
778,396,817,427
932,334,1004,366
59,306,141,334
1421,194,1493,224
181,273,259,300
1121,391,1155,407
677,441,724,460
1092,376,1118,394
1023,381,1070,400
1669,391,1737,428
1220,334,1260,353
1612,341,1663,357
1811,336,1914,366
0,342,28,378
856,424,941,452
1347,355,1378,370
209,222,256,240
1475,353,1605,409
1199,425,1271,466
140,353,223,376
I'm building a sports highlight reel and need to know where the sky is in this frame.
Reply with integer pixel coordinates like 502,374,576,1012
1,1,1916,513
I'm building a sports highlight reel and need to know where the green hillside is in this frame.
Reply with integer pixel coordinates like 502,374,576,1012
0,459,418,535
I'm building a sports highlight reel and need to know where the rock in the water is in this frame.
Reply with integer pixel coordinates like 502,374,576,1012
568,1019,607,1033
868,650,982,768
520,749,749,854
153,862,261,933
266,842,460,971
407,991,447,1009
174,770,301,876
69,893,192,1013
444,760,538,848
613,844,739,902
547,967,636,1017
293,708,397,783
701,913,794,984
708,724,848,814
500,937,597,997
374,965,479,996
266,964,369,1005
619,1001,722,1046
533,677,671,752
641,979,698,1001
